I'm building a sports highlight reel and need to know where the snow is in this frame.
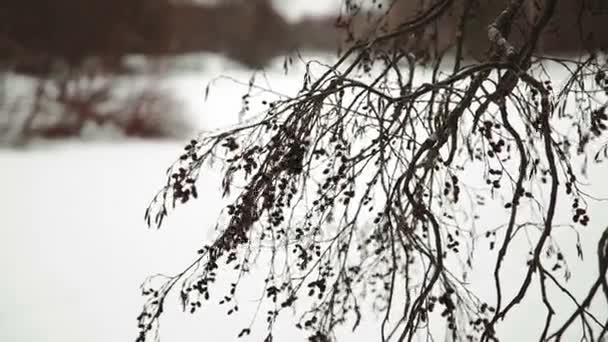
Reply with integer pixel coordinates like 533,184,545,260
1,54,607,342
0,56,332,342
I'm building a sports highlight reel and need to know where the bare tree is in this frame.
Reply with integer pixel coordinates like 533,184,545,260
140,1,608,341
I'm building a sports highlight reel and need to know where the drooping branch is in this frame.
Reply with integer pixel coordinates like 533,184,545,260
139,2,608,342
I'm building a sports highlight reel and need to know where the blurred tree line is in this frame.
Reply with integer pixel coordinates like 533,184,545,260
0,0,340,74
0,0,606,143
2,0,607,76
0,0,341,143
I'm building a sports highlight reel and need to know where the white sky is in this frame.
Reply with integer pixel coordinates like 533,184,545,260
189,0,341,21
272,0,341,21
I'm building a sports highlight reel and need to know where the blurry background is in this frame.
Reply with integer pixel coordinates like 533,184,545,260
1,0,606,144
0,2,346,341
0,1,607,342
0,0,345,144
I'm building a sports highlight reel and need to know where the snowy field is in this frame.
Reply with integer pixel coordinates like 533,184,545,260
1,53,608,342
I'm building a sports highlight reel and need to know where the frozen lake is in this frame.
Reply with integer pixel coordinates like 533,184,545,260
1,55,607,342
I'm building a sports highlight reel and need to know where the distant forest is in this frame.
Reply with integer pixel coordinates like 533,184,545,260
1,0,607,76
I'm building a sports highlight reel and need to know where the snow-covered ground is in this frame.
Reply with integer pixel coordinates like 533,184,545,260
0,57,336,342
1,53,607,342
